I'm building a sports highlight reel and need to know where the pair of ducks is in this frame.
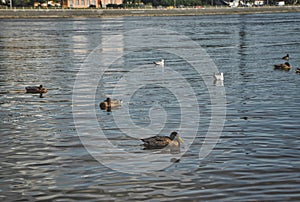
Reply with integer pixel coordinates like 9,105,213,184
100,97,184,150
274,54,300,73
274,54,293,71
25,84,48,98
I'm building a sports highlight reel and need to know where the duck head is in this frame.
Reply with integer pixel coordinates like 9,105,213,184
106,97,111,103
100,97,111,110
170,131,184,143
39,85,48,93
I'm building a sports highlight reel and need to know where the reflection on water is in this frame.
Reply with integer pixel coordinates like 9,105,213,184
214,79,224,86
1,13,300,200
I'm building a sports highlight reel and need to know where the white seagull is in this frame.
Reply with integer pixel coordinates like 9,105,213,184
153,59,164,66
214,72,224,81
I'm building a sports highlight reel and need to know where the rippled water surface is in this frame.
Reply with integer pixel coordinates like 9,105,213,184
1,13,300,201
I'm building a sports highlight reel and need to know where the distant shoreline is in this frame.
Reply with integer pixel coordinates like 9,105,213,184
0,6,300,18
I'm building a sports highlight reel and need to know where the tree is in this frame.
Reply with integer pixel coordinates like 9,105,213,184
141,0,204,6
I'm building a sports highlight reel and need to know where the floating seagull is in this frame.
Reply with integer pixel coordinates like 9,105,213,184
214,79,224,87
141,131,183,149
274,62,292,71
214,72,224,81
153,59,164,66
282,54,289,61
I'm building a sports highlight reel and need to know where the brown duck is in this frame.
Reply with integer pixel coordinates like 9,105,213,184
282,54,289,61
99,97,122,110
25,85,48,94
274,62,292,71
141,131,184,149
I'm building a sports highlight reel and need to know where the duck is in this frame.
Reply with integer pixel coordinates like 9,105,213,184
295,68,300,74
214,72,224,81
153,59,164,66
274,62,292,71
141,131,184,149
25,85,48,94
99,97,122,110
282,54,289,61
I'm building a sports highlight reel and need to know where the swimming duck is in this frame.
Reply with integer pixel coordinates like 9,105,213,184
282,54,289,61
274,62,292,71
153,59,164,66
25,85,48,94
295,68,300,74
214,72,224,81
99,97,122,110
141,131,184,149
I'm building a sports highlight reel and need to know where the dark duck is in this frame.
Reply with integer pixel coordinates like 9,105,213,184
141,131,184,149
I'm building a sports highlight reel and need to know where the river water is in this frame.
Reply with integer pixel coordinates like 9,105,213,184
1,12,300,201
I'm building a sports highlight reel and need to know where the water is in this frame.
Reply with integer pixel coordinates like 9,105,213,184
1,13,300,201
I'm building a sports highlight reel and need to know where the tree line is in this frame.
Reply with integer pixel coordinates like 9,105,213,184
0,0,60,7
0,0,299,8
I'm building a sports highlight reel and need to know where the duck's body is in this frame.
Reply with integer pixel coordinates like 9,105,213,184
25,85,48,94
282,54,289,61
274,62,292,71
153,59,164,66
295,68,300,74
100,97,122,110
141,131,183,149
214,72,224,81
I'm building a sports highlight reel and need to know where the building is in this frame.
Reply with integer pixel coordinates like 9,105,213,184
277,1,285,6
63,0,99,8
254,0,264,6
229,0,239,7
62,0,123,8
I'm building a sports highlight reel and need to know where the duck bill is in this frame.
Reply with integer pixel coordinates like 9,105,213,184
178,136,184,144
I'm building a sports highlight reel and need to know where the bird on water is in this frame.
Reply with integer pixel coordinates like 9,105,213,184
153,59,164,66
99,97,122,110
214,72,224,81
274,62,292,71
25,84,47,98
282,54,289,61
141,131,184,149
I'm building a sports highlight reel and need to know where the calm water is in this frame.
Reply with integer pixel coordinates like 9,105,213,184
1,12,300,201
